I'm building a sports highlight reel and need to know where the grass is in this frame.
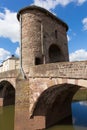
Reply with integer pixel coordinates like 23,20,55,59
72,88,87,102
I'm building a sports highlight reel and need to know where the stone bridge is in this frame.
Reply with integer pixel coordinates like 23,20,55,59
0,61,87,129
11,5,87,130
15,61,87,130
0,70,19,106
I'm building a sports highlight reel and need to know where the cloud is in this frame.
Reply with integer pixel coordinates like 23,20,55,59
69,49,87,61
0,48,11,63
33,0,87,10
67,35,71,42
82,17,87,31
34,0,57,10
79,101,87,106
0,8,20,43
15,47,20,56
77,0,87,5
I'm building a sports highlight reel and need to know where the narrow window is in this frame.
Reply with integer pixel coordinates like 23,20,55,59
55,30,57,39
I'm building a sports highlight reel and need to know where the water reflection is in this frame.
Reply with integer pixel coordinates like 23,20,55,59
72,101,87,130
47,101,87,130
46,115,74,130
0,105,14,130
0,101,87,130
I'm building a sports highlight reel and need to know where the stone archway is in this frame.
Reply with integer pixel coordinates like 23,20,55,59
49,44,64,63
31,83,83,128
0,80,15,106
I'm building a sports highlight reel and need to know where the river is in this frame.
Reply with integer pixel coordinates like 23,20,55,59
0,101,87,130
47,101,87,130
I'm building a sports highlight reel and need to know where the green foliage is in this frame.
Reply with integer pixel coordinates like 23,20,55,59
73,89,87,101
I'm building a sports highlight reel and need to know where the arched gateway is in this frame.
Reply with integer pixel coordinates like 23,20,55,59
0,80,15,106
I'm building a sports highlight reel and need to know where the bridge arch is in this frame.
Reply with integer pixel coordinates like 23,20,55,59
31,83,85,128
0,80,15,106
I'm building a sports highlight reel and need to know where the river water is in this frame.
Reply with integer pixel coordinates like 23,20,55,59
0,105,14,130
0,101,87,130
47,101,87,130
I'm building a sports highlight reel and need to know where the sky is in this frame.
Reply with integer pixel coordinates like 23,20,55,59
0,0,87,64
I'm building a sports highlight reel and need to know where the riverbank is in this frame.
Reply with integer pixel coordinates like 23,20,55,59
73,88,87,101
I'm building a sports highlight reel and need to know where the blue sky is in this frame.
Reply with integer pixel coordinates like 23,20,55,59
0,0,87,63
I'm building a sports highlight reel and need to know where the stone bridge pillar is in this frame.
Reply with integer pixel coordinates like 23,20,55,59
14,79,30,130
15,78,46,130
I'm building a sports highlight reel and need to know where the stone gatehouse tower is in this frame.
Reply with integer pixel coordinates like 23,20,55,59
15,5,70,130
17,5,69,75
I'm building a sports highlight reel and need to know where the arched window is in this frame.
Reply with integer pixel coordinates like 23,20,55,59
49,44,63,63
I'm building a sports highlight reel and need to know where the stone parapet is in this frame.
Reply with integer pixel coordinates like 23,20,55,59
29,61,87,79
0,69,20,79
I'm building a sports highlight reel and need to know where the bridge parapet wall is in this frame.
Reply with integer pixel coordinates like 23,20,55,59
0,69,20,79
0,69,20,87
29,61,87,79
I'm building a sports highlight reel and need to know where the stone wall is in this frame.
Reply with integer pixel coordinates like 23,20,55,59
15,79,30,130
0,69,20,88
0,69,19,79
18,6,69,74
29,61,87,79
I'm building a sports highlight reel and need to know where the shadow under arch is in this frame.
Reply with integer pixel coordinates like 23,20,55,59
49,44,65,63
31,83,83,128
0,80,15,106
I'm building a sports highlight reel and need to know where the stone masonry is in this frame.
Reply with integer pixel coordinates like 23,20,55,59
0,5,87,130
14,5,87,130
17,5,69,74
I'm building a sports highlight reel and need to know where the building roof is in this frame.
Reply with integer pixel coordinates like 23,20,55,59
17,5,68,31
0,64,3,67
2,55,19,63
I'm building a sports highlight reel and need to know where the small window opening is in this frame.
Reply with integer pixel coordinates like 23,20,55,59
35,57,41,65
55,30,57,39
